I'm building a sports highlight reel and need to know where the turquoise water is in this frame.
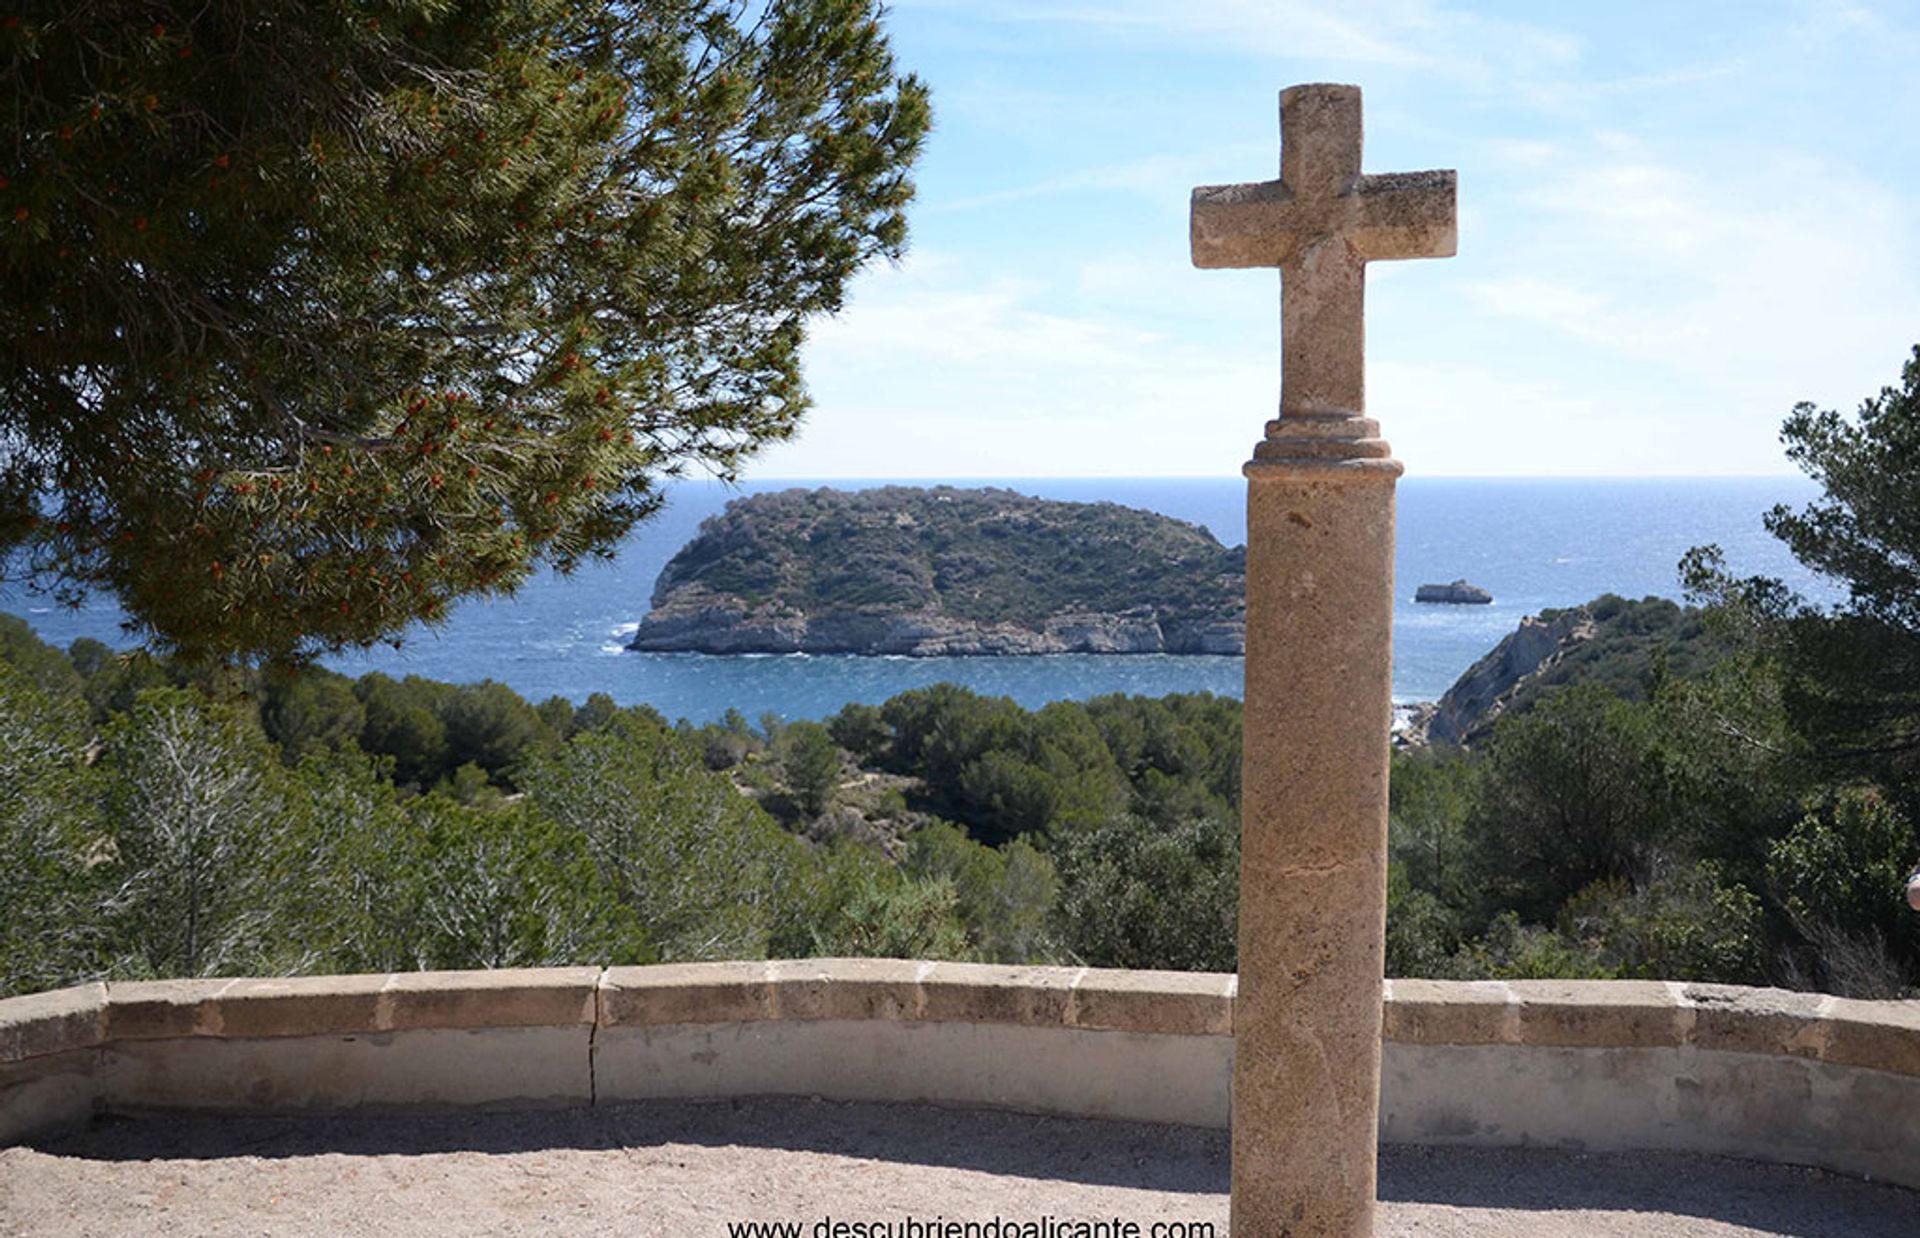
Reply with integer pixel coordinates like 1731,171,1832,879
0,476,1829,721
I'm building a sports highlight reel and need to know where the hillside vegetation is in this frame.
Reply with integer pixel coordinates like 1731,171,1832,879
2,586,1914,998
1510,595,1725,708
1420,594,1730,745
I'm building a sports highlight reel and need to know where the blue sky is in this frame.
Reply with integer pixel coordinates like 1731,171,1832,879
753,0,1920,478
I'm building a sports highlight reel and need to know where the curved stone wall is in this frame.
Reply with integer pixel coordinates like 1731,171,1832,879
2,962,1916,1189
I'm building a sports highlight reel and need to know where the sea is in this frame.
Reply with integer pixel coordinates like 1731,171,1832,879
0,477,1835,724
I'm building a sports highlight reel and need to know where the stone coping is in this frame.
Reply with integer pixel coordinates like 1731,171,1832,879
3,964,1916,1078
1383,978,1920,1077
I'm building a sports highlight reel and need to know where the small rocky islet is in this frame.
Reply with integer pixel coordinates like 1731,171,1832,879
628,486,1247,656
1415,579,1493,604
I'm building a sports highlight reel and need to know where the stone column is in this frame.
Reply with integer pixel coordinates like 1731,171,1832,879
1191,83,1451,1235
1235,418,1401,1237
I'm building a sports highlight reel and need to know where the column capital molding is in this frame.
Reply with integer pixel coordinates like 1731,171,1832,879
1245,416,1404,479
1243,456,1405,479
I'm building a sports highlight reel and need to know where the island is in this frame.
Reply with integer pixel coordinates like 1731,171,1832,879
1415,579,1493,604
629,486,1247,655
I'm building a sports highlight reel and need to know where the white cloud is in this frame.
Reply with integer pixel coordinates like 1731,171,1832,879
757,252,1276,477
761,216,1871,479
1373,358,1793,478
1465,138,1920,430
933,146,1266,214
1464,276,1607,327
1484,139,1561,168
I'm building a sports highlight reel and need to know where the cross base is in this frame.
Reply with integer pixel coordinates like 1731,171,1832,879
1246,416,1402,475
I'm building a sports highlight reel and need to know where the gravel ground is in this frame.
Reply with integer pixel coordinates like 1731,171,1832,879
3,1098,1917,1237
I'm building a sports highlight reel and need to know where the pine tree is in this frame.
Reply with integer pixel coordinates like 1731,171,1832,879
1,1,929,661
1684,345,1920,805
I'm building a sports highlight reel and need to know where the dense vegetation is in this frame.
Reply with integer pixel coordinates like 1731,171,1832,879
647,486,1246,627
1499,594,1723,711
1420,593,1728,747
0,619,1248,994
1381,349,1920,995
1,2,928,662
2,590,1913,998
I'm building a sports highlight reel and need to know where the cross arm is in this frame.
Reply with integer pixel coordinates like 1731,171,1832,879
1349,170,1457,262
1191,170,1456,269
1190,180,1303,269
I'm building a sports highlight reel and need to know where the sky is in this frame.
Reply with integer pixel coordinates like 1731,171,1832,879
751,0,1920,479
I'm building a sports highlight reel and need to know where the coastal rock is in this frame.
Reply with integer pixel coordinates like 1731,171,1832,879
1403,594,1720,749
630,593,1247,656
629,487,1248,657
1415,579,1493,605
1393,701,1438,749
1422,607,1594,746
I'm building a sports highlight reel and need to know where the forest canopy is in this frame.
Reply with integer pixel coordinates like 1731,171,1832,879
1,587,1914,1000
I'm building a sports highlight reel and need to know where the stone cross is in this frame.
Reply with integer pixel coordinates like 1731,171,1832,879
1193,84,1455,425
1192,85,1455,1238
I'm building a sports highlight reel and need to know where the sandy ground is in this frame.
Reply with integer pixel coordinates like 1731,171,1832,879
3,1098,1918,1238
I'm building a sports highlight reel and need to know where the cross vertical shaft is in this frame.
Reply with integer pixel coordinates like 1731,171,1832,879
1281,236,1366,417
1277,84,1365,418
1191,84,1457,1237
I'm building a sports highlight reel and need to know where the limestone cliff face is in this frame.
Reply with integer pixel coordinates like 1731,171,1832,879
629,486,1247,656
1405,594,1720,747
631,591,1243,655
1421,607,1595,746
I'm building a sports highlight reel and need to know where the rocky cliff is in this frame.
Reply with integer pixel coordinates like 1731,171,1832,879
1413,594,1723,747
630,486,1247,656
1421,609,1596,746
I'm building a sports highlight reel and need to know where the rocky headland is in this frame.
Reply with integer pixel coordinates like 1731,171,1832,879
1418,608,1596,745
629,487,1247,656
1407,593,1723,747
